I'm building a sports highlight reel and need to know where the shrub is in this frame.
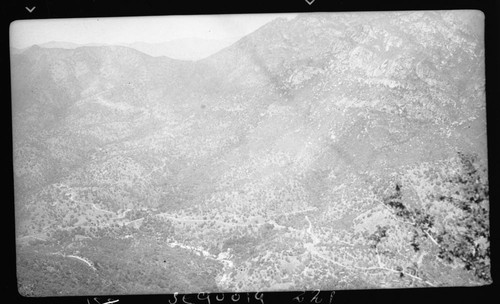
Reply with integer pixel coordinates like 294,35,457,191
380,152,490,282
433,152,490,281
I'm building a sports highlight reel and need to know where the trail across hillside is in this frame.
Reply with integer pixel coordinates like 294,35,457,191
49,252,97,271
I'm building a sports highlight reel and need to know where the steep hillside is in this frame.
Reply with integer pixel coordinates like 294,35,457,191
12,11,488,295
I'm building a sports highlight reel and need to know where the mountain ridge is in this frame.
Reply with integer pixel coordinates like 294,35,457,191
21,36,243,61
12,11,489,294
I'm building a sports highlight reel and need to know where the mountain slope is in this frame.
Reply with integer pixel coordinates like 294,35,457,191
12,11,488,295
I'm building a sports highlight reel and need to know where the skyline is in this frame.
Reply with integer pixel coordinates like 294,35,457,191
9,13,297,50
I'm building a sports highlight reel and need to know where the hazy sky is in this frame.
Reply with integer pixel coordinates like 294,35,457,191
10,13,297,49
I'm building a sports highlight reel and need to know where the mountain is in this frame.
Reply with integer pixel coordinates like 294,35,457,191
9,47,23,54
38,41,109,49
12,11,489,296
30,37,241,60
122,37,240,60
